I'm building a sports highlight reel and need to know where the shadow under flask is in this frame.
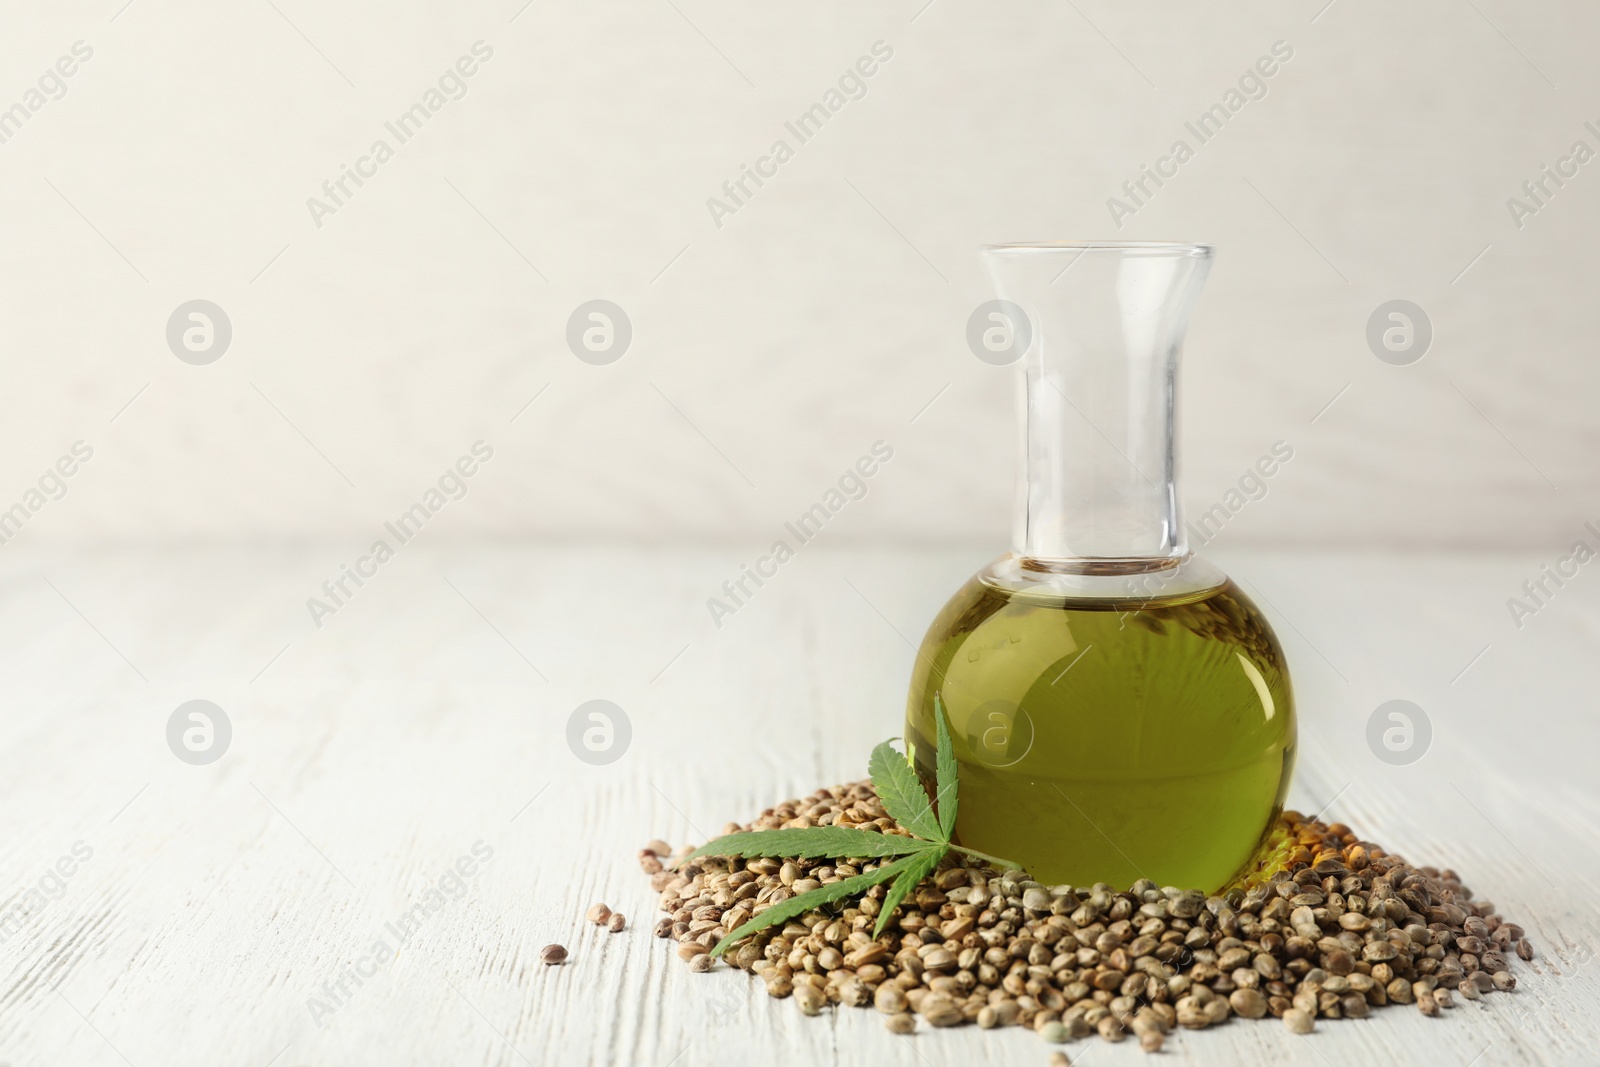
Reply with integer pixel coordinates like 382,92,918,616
905,242,1295,893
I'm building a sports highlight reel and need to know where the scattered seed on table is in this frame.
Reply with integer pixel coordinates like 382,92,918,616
586,903,611,925
886,1013,916,1035
1048,1054,1071,1067
922,996,963,1027
1284,1008,1314,1034
607,912,627,933
794,985,826,1016
1097,1015,1126,1041
539,944,567,966
875,985,907,1015
1230,988,1268,1019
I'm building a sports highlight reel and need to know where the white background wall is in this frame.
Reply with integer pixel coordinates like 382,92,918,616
1,0,1595,556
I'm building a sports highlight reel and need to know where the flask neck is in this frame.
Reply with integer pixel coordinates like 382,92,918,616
982,243,1212,571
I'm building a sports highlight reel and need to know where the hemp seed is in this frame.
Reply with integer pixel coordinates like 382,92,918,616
885,1013,916,1034
1284,1008,1315,1034
644,781,1529,1055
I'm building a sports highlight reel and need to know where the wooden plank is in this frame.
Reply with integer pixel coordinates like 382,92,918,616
0,547,1593,1065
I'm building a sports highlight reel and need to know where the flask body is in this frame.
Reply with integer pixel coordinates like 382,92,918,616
905,242,1296,891
906,561,1294,891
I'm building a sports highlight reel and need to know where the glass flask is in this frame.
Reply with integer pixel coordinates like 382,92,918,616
905,242,1295,893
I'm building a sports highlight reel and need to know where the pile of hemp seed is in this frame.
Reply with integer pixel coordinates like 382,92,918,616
639,780,1531,1052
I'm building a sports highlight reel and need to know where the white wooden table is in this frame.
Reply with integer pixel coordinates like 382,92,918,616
1,545,1595,1066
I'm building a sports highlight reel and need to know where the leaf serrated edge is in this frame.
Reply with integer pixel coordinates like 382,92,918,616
868,740,941,841
933,693,959,840
710,853,922,957
678,827,936,867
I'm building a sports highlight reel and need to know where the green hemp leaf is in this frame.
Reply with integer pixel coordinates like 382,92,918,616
680,694,1018,957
